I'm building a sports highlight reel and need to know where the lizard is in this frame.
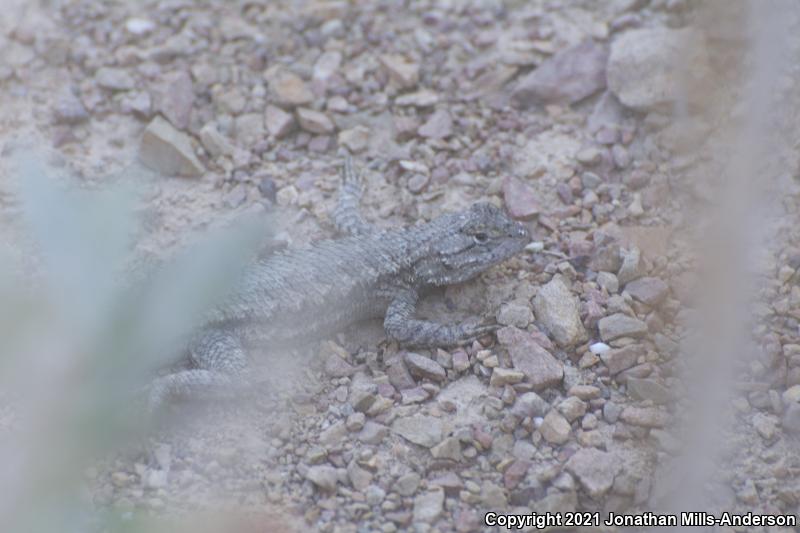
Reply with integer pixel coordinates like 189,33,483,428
147,157,530,410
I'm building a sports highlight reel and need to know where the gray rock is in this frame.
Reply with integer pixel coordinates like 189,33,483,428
265,105,294,138
154,70,193,130
199,123,234,158
565,448,620,498
418,109,452,139
235,113,265,145
533,275,587,347
347,461,372,490
53,90,88,125
511,40,608,107
396,472,421,496
598,313,648,341
296,107,334,134
496,301,533,328
413,489,444,523
404,352,446,382
607,28,709,111
603,401,622,423
557,397,587,422
503,176,540,220
625,277,669,307
380,54,419,89
540,410,571,444
358,421,389,444
511,391,550,418
392,415,444,448
617,247,645,285
600,344,643,375
620,406,669,428
305,465,340,492
627,377,671,404
400,386,429,404
596,271,619,294
96,67,135,91
782,403,800,433
139,116,203,177
338,126,370,153
431,436,462,461
269,70,312,106
498,326,563,391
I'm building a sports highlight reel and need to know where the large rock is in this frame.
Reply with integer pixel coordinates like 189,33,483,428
413,489,444,523
497,326,563,391
511,40,608,107
392,415,444,448
139,116,203,177
599,344,644,375
404,352,446,383
597,313,648,341
607,28,710,111
533,275,586,347
565,448,620,498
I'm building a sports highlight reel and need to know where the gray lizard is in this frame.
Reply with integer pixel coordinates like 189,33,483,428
147,158,530,409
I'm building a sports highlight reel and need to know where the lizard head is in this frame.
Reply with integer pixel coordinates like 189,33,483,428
414,202,529,286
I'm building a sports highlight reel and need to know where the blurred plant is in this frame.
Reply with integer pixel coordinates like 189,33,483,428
0,150,265,533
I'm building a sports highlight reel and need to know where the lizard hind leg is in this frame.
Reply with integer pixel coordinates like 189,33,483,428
147,330,249,412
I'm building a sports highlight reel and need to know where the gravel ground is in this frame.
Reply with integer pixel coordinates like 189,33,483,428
2,1,800,532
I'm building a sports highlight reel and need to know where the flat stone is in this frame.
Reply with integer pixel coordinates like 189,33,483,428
305,465,339,492
395,89,439,107
392,415,443,448
598,313,648,342
620,406,669,428
96,67,135,91
490,367,525,387
627,377,671,404
452,349,470,372
533,275,587,347
296,107,334,134
599,344,643,375
511,40,608,107
496,301,533,328
504,460,530,490
418,108,452,139
565,448,620,499
347,461,372,490
540,410,571,444
380,54,419,88
431,436,462,461
265,105,294,138
404,352,446,382
139,116,203,177
503,176,539,220
312,50,342,83
625,277,669,307
498,326,563,391
400,386,429,404
607,28,709,111
270,70,313,106
413,489,444,523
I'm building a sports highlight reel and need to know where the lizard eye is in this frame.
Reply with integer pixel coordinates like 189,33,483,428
473,232,489,244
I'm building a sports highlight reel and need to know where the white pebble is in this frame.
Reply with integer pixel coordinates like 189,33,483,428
525,241,544,252
589,342,611,354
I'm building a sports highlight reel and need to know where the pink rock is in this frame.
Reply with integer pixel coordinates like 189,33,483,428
502,176,540,220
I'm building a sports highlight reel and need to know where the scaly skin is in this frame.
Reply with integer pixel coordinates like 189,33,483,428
148,158,530,409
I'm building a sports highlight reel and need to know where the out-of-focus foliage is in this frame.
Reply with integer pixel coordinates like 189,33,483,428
0,151,265,533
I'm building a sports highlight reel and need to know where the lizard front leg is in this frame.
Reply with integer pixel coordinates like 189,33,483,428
383,286,496,348
147,329,249,412
332,156,376,237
